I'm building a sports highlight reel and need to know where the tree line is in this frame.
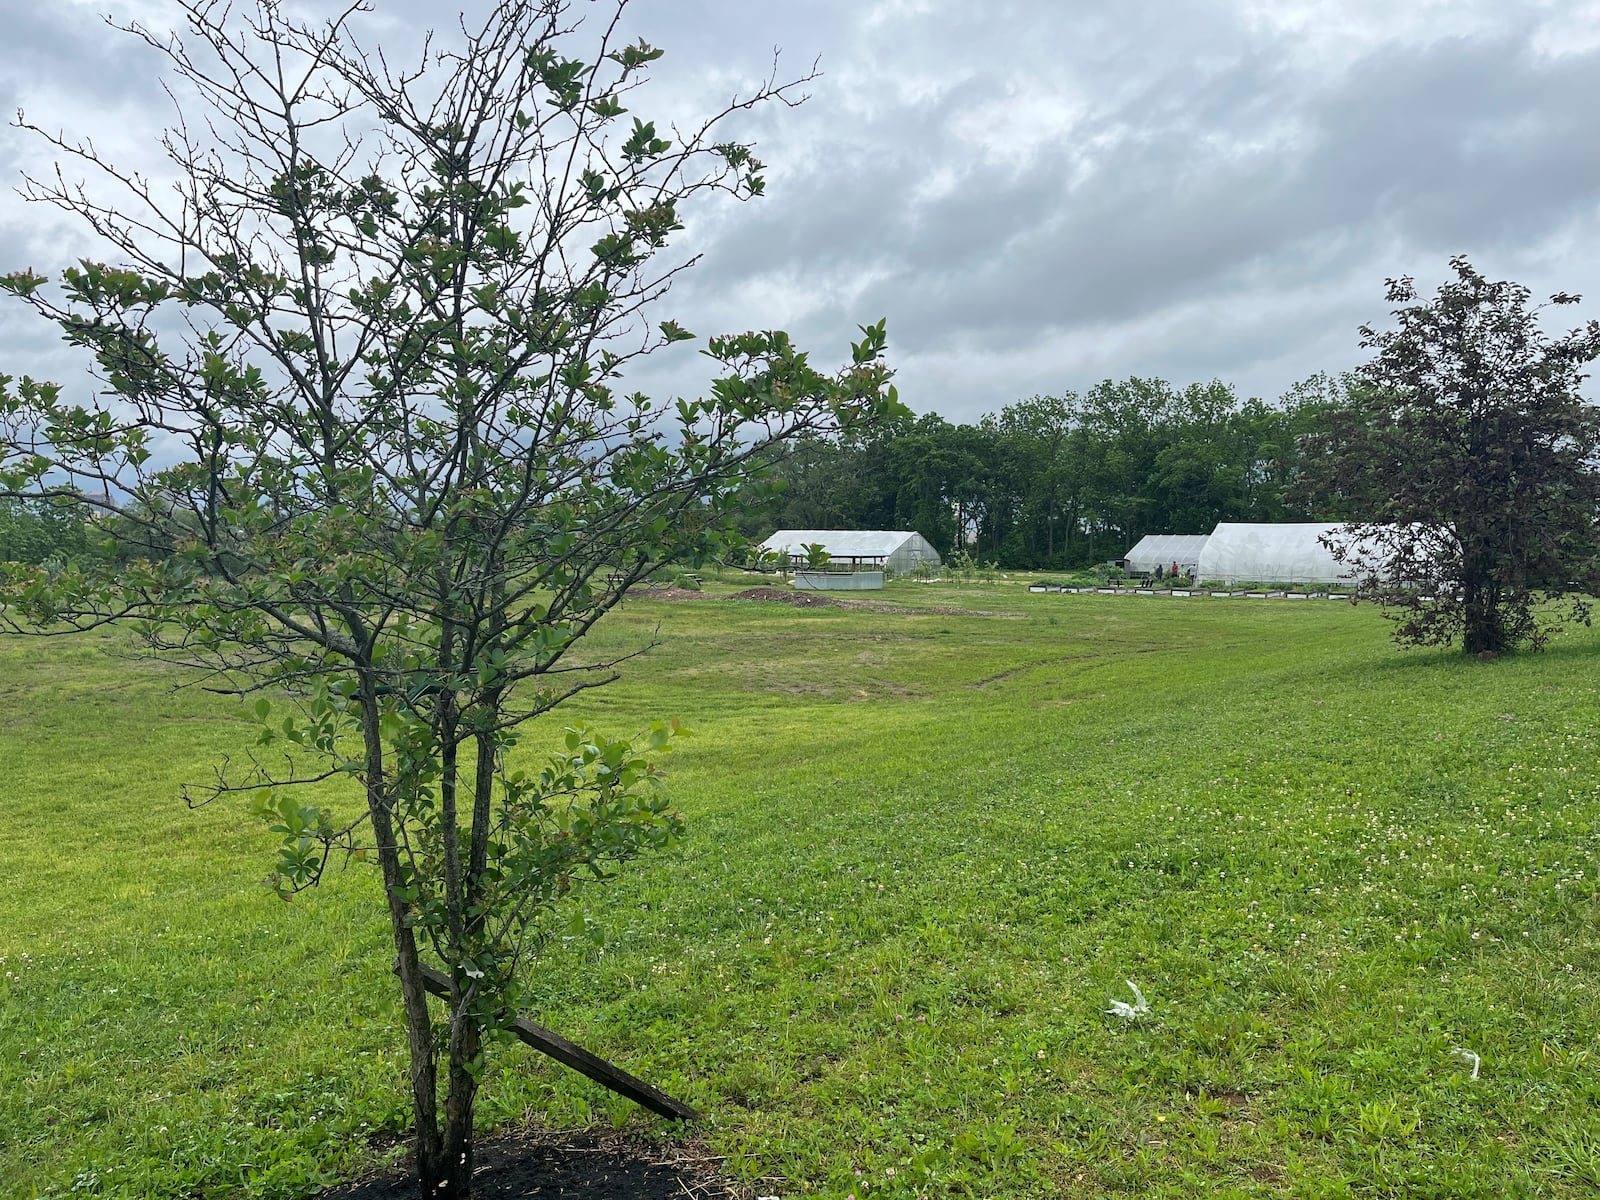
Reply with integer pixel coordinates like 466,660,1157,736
8,374,1360,575
737,373,1362,568
0,495,98,564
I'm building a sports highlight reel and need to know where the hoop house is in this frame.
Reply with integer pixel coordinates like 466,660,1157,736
1124,534,1210,575
1196,522,1361,585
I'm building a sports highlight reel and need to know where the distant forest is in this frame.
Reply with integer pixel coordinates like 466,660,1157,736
4,373,1368,573
734,373,1366,569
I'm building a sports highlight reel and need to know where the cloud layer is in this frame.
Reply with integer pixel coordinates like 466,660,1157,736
4,0,1599,422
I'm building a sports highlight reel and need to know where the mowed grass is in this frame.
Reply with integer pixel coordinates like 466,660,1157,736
4,583,1600,1198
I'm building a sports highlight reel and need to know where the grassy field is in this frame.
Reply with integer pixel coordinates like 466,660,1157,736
3,581,1600,1198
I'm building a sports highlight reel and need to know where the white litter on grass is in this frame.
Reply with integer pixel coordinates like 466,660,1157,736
1107,980,1150,1020
1451,1046,1481,1080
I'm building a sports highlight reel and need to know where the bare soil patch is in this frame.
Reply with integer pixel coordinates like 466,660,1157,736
821,596,1020,617
636,585,842,606
639,584,1016,616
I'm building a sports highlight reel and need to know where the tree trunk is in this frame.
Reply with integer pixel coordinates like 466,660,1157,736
441,1016,483,1197
359,684,446,1193
433,711,503,1199
1461,576,1503,655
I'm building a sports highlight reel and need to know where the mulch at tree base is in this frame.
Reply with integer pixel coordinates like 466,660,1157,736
316,1130,737,1200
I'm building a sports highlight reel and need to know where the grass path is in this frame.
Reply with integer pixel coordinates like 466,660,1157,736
3,584,1599,1197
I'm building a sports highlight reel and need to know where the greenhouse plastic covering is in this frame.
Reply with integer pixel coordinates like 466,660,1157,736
1124,534,1211,573
1196,523,1364,585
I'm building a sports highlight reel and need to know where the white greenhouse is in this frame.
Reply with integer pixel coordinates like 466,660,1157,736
1195,522,1365,585
1124,533,1211,575
759,529,942,576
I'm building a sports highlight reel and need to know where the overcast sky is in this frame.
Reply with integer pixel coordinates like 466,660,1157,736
3,0,1599,425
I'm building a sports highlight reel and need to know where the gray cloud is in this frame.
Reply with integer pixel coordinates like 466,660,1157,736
4,0,1600,425
637,1,1600,416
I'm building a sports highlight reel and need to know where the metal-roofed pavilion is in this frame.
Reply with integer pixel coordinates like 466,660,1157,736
759,529,942,575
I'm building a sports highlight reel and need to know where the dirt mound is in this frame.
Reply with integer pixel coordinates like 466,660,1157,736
725,587,841,607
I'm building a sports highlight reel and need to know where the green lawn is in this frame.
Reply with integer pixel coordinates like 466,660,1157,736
4,583,1599,1198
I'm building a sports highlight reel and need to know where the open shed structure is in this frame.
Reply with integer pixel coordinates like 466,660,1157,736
1196,522,1363,585
1125,534,1210,576
759,529,942,576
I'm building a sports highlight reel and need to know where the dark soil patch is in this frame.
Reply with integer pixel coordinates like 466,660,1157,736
317,1130,735,1200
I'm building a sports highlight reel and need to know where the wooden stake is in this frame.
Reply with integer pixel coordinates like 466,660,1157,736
415,963,702,1121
